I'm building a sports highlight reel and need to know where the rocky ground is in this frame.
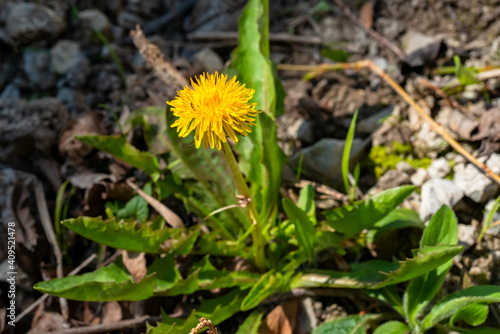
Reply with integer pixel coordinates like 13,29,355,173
1,0,500,333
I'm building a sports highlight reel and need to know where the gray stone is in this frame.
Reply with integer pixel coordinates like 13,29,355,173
78,9,110,35
357,106,394,134
0,84,20,104
6,3,66,43
22,49,56,91
297,120,317,144
376,169,411,191
420,178,464,221
454,164,499,203
289,138,366,187
192,47,224,74
427,157,451,178
411,168,429,187
50,40,86,75
396,161,415,175
458,224,477,252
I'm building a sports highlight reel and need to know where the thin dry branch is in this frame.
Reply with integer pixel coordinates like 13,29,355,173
126,178,184,228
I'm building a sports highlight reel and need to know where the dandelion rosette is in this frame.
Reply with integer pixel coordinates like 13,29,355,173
167,72,260,149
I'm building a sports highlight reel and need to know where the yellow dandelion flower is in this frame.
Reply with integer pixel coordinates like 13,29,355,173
167,72,260,150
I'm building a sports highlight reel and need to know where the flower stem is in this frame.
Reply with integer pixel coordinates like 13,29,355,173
222,140,267,271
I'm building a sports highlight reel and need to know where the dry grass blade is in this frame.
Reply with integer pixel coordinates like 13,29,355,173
125,178,184,228
34,180,69,322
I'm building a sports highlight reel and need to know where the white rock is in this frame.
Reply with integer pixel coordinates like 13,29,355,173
396,161,415,175
458,224,477,252
486,153,500,174
454,164,499,203
420,178,464,221
411,168,429,187
427,157,451,178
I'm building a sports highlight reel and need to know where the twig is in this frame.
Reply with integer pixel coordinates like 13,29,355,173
130,25,188,91
277,60,500,186
187,31,323,45
416,76,466,112
15,254,97,323
38,315,160,334
34,181,69,322
126,178,184,228
333,0,406,61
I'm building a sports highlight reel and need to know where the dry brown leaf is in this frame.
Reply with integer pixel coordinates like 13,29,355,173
27,304,65,334
260,299,299,334
359,0,375,29
58,112,106,162
102,301,123,325
122,250,147,283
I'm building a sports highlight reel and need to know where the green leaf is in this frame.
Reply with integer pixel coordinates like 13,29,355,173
235,310,264,334
148,255,181,292
450,302,488,327
454,55,479,86
342,110,358,199
117,183,152,222
373,321,410,334
241,270,287,311
321,49,351,62
403,205,458,327
366,208,424,244
420,205,458,247
373,245,463,289
364,286,404,315
298,184,316,225
325,186,416,237
422,286,500,330
34,257,155,301
453,327,500,334
283,198,316,258
229,0,286,227
147,310,199,334
293,260,399,289
62,216,198,254
313,314,373,334
77,135,160,178
196,288,248,324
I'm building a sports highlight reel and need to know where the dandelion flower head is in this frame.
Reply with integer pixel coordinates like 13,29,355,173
167,72,260,149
